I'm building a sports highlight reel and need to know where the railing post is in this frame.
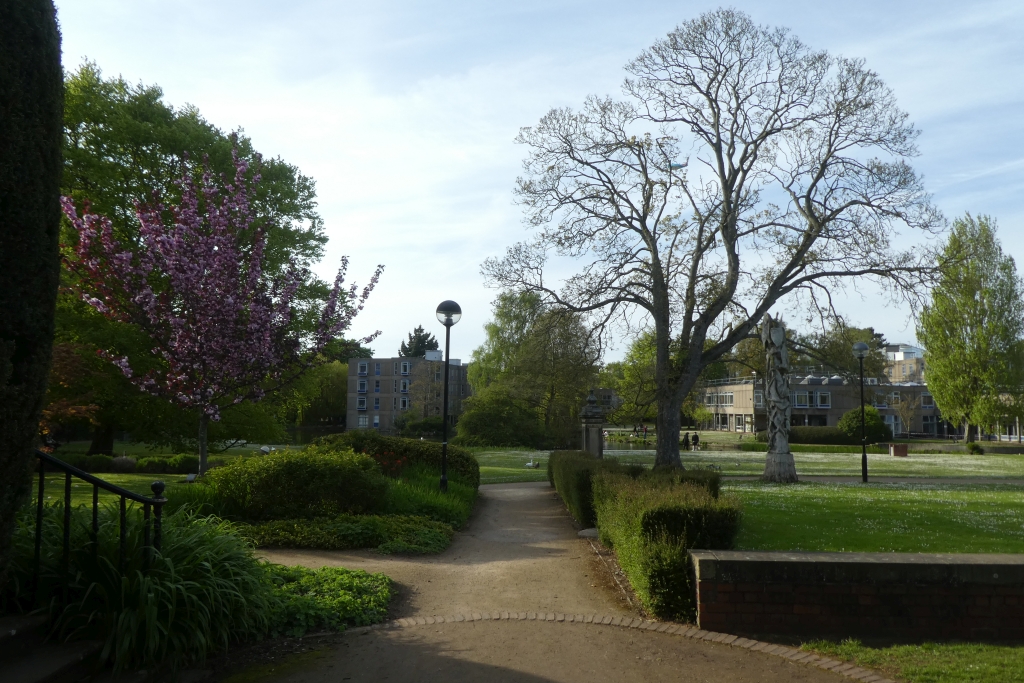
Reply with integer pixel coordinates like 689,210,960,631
33,456,45,600
119,497,126,575
151,481,166,554
63,471,71,585
92,484,99,560
143,504,151,572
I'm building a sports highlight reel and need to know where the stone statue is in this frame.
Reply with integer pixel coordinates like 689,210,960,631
761,314,798,482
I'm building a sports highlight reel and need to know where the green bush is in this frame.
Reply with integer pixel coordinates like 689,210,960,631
400,416,445,438
137,454,201,474
754,427,857,445
84,454,113,472
383,464,477,527
548,450,607,527
455,384,547,448
109,456,136,473
593,472,741,621
646,468,722,498
204,448,388,520
317,431,480,488
239,513,455,555
837,405,893,444
2,503,393,670
967,441,985,455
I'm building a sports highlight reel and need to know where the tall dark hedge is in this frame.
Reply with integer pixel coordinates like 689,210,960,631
0,0,63,588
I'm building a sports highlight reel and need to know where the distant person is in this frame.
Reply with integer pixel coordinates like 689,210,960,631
682,432,691,451
692,433,700,451
643,425,648,439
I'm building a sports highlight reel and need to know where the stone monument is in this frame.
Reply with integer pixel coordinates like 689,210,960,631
580,389,604,459
761,314,798,482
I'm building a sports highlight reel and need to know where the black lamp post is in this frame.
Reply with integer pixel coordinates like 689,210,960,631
852,341,870,483
436,300,462,493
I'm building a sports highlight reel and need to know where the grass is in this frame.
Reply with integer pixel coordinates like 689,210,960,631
802,639,1024,683
726,481,1024,553
474,449,549,484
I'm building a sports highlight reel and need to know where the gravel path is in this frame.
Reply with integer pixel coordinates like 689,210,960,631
255,482,884,683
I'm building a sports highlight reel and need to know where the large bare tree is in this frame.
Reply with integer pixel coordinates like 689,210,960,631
484,9,940,467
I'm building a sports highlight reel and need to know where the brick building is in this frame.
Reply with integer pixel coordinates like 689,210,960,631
346,350,472,432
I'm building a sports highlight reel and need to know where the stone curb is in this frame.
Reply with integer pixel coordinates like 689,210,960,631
345,612,895,683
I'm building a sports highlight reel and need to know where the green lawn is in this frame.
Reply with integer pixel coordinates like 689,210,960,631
472,449,550,485
727,481,1024,553
802,639,1024,683
601,448,1024,479
32,472,196,507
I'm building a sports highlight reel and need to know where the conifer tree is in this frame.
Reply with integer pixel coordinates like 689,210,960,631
399,326,439,357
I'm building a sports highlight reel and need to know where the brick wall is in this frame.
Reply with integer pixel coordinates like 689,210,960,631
689,550,1024,640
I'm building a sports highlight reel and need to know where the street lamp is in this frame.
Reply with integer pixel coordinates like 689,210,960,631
852,341,870,483
436,300,462,493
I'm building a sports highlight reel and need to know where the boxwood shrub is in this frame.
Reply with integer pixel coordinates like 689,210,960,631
316,431,480,488
204,448,388,520
755,426,856,445
548,450,605,526
593,472,740,621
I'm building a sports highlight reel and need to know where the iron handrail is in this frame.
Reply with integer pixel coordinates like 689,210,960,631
32,449,167,601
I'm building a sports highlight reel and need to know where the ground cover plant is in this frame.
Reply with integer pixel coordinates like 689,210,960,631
1,503,391,671
802,639,1024,683
727,481,1024,553
319,431,480,487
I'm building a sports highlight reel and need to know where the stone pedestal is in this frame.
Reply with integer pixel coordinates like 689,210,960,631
580,389,604,459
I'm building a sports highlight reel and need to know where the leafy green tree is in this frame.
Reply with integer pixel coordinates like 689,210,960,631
51,63,333,453
456,385,546,447
605,334,657,424
467,292,599,446
0,0,63,588
917,215,1024,439
837,405,893,444
399,326,439,357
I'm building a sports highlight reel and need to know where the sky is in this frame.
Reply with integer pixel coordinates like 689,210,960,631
55,0,1024,362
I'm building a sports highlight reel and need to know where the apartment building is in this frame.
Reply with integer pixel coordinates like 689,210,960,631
346,350,472,432
885,343,926,382
702,375,943,436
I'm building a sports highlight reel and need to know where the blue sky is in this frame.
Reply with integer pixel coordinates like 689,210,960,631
55,0,1024,360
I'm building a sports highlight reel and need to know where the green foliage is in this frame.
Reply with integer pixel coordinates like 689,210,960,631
548,450,604,526
399,325,439,357
204,449,388,520
85,454,113,472
239,514,455,555
267,565,392,635
918,214,1024,434
318,431,480,488
383,464,477,527
137,454,199,474
837,405,893,444
400,415,445,438
593,473,741,620
3,504,392,670
967,441,985,455
467,291,598,448
456,384,546,448
0,0,64,589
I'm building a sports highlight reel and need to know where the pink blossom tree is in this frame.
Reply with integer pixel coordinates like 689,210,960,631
62,150,382,473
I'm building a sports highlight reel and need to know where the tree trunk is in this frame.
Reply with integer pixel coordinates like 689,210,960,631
87,423,115,455
198,412,210,475
655,397,682,468
0,0,63,593
762,450,799,483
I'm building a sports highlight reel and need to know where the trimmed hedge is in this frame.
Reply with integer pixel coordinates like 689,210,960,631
593,472,740,621
316,431,480,488
238,514,455,555
204,448,388,520
548,451,722,528
755,426,855,445
137,454,200,474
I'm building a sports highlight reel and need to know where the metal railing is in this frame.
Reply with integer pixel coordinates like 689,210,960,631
33,450,167,597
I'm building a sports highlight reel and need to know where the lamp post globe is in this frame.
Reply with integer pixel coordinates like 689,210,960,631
852,342,870,483
436,300,461,492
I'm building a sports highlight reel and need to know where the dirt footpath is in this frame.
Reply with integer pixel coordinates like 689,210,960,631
253,482,860,683
261,481,632,618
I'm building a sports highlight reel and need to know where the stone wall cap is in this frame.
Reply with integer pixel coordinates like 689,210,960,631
688,550,1024,566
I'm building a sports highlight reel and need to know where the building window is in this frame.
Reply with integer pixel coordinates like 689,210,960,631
922,415,937,434
394,362,399,374
374,380,380,393
754,390,764,408
374,362,381,375
817,392,831,408
720,392,734,407
357,415,369,428
400,397,409,410
393,380,398,392
794,391,808,408
400,379,409,392
873,392,887,408
358,379,367,393
373,414,380,428
889,392,901,405
401,361,411,375
356,397,367,410
393,397,397,409
357,362,368,375
373,397,380,410
922,393,935,408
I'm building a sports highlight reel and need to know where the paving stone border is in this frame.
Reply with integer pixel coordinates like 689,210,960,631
346,612,895,683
